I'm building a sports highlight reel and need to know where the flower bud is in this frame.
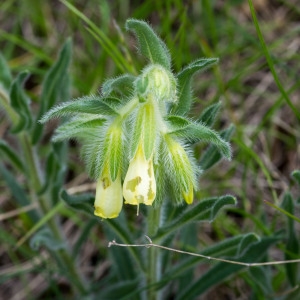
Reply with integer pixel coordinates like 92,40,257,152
135,64,177,102
165,136,196,204
94,172,123,219
123,145,156,206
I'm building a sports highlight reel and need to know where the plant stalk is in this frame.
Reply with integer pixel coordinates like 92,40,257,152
19,132,87,296
147,206,161,300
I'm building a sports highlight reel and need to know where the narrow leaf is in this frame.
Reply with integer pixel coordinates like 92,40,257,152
40,97,118,123
282,192,299,286
199,124,235,170
102,74,136,97
291,170,300,186
73,219,97,258
60,190,94,216
154,195,236,241
144,233,259,292
53,116,106,142
126,19,171,70
248,267,273,295
10,71,32,133
198,101,221,126
0,52,12,91
30,228,65,251
95,279,140,300
0,164,39,222
32,39,72,143
0,139,25,172
174,58,218,115
176,236,279,299
168,118,231,160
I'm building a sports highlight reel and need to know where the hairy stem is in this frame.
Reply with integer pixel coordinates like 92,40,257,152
147,206,161,300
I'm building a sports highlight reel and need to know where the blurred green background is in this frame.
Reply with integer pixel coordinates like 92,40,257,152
1,0,300,299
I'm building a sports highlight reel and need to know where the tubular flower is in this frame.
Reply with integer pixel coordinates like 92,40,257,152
165,136,196,205
123,145,156,206
94,171,123,219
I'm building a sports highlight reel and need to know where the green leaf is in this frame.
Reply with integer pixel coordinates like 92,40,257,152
144,233,259,292
176,236,279,299
94,279,140,300
291,170,300,186
32,39,72,144
73,219,97,258
40,97,118,123
126,19,171,70
173,58,219,115
165,115,190,129
199,124,235,170
38,142,67,203
102,74,136,97
248,267,273,295
104,224,137,280
168,118,231,160
30,228,65,251
9,71,32,133
106,216,146,273
0,139,25,172
198,101,221,126
60,190,95,216
0,163,39,222
53,115,106,142
0,52,12,91
282,192,299,286
154,195,236,241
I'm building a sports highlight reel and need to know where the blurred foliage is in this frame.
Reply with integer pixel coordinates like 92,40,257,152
0,0,300,299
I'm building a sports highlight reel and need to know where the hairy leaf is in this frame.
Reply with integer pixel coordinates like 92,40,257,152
102,74,136,97
126,19,171,70
32,39,72,143
53,115,106,142
40,97,118,123
167,117,231,160
154,195,236,241
198,101,221,126
174,58,219,115
199,124,235,170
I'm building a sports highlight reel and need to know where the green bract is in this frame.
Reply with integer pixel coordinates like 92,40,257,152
41,19,231,219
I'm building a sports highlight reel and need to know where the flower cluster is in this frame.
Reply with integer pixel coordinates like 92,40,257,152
41,19,231,219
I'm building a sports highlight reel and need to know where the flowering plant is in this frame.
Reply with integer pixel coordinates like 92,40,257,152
41,19,231,219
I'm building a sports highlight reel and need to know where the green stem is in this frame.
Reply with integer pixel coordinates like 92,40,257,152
147,206,161,300
19,132,87,295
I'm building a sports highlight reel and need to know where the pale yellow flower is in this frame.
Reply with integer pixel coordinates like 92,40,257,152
94,172,123,219
123,145,156,206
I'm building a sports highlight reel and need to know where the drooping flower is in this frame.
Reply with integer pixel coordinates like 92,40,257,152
123,145,156,207
164,135,197,205
94,169,123,219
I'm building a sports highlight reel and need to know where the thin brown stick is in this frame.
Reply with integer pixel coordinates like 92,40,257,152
108,236,300,267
